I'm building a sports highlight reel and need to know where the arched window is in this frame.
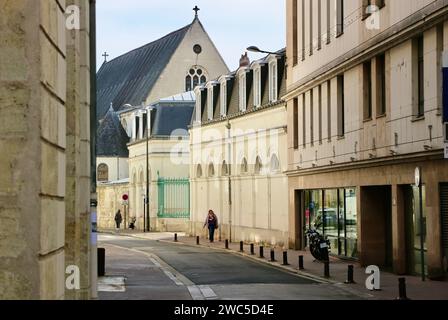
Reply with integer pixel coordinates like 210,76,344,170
186,66,208,91
254,157,263,175
208,163,215,177
240,158,248,174
270,154,280,173
196,164,203,178
97,164,109,182
221,161,229,176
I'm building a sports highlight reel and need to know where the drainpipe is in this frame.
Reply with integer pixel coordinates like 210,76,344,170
226,120,232,242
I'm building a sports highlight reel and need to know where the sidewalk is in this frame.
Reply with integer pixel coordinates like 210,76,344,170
99,229,448,300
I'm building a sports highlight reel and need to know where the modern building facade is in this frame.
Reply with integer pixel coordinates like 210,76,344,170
286,0,448,278
190,51,289,247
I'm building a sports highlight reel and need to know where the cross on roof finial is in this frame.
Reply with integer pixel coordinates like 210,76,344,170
102,52,109,63
193,5,200,17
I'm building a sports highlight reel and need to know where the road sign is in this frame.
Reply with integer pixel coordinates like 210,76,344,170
122,194,128,201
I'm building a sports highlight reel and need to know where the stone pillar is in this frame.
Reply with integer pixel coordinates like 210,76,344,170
0,0,66,300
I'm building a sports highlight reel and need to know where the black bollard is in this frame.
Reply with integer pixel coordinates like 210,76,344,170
240,241,244,252
250,244,255,255
282,251,289,266
174,233,178,242
196,236,200,245
270,249,276,262
298,255,304,270
225,239,229,249
259,246,264,258
98,248,105,277
324,261,330,278
397,278,410,300
345,265,355,284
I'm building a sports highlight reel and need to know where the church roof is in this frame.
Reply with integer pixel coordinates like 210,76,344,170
96,107,130,157
96,23,192,121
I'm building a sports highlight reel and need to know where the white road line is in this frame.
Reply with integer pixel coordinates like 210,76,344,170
198,285,218,300
164,270,184,286
187,286,205,300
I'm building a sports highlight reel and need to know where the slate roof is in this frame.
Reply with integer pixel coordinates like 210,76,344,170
97,107,130,157
96,23,192,121
150,100,195,137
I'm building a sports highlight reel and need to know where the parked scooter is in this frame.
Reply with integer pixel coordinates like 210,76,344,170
306,222,330,262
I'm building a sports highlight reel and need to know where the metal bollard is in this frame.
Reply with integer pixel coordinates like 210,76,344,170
240,241,244,252
270,249,276,262
324,261,330,278
298,255,304,270
98,248,105,277
174,233,178,242
345,265,355,284
250,244,255,255
196,236,200,245
259,246,264,258
282,251,289,265
225,239,229,249
397,278,410,300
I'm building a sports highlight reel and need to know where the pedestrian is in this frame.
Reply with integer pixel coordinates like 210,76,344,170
114,210,123,230
203,210,218,243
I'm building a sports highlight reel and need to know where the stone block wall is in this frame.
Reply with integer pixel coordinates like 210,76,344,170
0,0,92,300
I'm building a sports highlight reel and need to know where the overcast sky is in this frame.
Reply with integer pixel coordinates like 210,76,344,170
96,0,286,71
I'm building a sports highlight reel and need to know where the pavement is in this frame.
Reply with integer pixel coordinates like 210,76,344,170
99,229,448,300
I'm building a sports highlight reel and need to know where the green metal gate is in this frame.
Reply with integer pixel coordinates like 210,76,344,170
157,177,190,218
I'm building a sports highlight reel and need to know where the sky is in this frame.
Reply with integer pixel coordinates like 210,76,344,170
96,0,286,71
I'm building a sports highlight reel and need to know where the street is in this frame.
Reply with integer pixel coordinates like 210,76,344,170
98,234,363,300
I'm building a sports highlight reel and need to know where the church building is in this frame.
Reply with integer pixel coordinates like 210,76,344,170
96,9,229,230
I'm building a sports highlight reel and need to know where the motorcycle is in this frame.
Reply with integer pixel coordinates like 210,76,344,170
306,222,330,262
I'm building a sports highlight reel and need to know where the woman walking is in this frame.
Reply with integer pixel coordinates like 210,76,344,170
203,210,219,243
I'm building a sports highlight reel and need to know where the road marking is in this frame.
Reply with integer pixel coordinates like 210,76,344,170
187,286,205,300
164,270,184,286
198,285,218,300
98,276,126,292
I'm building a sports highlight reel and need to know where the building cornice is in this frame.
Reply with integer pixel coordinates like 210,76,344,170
283,0,448,100
286,150,444,177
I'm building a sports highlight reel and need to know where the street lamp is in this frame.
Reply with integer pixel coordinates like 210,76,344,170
142,106,155,232
246,46,278,55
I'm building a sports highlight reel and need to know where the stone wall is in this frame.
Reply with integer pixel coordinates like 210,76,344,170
0,0,92,300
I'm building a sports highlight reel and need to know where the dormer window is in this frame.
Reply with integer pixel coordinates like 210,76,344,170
253,66,262,108
207,86,214,120
220,81,227,117
239,72,247,112
195,88,202,123
269,61,278,103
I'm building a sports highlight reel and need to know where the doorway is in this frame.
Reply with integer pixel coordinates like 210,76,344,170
360,186,393,268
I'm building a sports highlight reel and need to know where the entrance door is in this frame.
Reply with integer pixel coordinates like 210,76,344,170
441,183,448,273
404,185,427,276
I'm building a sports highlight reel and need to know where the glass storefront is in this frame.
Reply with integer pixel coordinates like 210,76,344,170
407,185,427,276
304,188,358,259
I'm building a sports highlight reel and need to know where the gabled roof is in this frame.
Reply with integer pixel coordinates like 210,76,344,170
97,107,130,157
96,23,192,121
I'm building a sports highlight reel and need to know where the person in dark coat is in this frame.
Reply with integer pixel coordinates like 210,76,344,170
203,210,218,243
114,210,123,229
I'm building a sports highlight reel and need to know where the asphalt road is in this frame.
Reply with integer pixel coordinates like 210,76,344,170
98,234,363,300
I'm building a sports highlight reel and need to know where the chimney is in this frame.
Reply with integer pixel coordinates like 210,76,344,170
239,52,250,68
